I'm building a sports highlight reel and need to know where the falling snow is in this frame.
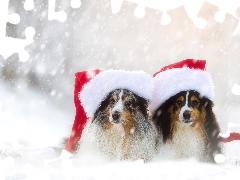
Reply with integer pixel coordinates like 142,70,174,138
1,0,240,179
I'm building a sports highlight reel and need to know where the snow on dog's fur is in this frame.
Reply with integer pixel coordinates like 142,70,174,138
78,88,158,162
153,90,223,162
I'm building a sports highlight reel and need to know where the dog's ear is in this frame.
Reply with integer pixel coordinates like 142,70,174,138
92,93,112,125
204,99,223,161
137,96,149,118
152,103,172,143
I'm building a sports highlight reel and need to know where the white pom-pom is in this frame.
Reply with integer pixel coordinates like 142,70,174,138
214,154,226,164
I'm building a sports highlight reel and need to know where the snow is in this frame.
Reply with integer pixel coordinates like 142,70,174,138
1,81,240,180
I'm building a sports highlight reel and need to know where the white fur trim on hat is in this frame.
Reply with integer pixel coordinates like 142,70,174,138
80,70,153,118
149,67,214,114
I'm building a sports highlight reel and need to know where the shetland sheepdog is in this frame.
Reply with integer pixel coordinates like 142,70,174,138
78,89,158,161
153,90,223,162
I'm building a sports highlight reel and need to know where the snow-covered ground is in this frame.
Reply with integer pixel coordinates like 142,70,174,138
1,81,240,180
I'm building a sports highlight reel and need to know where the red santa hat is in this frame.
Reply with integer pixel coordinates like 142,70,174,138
64,69,101,153
80,69,153,118
64,69,153,153
149,59,214,114
222,132,240,142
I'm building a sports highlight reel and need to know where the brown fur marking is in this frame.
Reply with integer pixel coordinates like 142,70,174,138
121,110,135,159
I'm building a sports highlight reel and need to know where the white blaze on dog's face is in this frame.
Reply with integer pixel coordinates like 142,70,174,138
173,91,204,126
110,89,125,124
179,91,193,124
112,90,124,113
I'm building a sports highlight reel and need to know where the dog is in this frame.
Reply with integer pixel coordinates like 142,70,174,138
152,90,223,162
77,88,158,161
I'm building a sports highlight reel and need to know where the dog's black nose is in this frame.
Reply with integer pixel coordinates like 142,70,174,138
112,111,120,120
183,110,191,120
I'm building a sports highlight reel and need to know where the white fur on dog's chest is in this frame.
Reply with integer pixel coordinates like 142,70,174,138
79,120,157,161
158,123,206,161
173,124,205,158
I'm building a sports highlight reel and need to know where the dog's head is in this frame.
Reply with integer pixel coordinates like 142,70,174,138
170,90,207,125
93,89,148,128
153,90,212,134
153,91,208,127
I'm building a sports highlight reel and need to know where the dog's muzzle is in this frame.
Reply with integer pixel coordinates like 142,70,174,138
111,111,121,124
182,110,193,123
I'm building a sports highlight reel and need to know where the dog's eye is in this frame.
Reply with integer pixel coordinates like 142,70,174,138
110,99,115,104
125,101,132,107
192,100,199,106
177,100,183,105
